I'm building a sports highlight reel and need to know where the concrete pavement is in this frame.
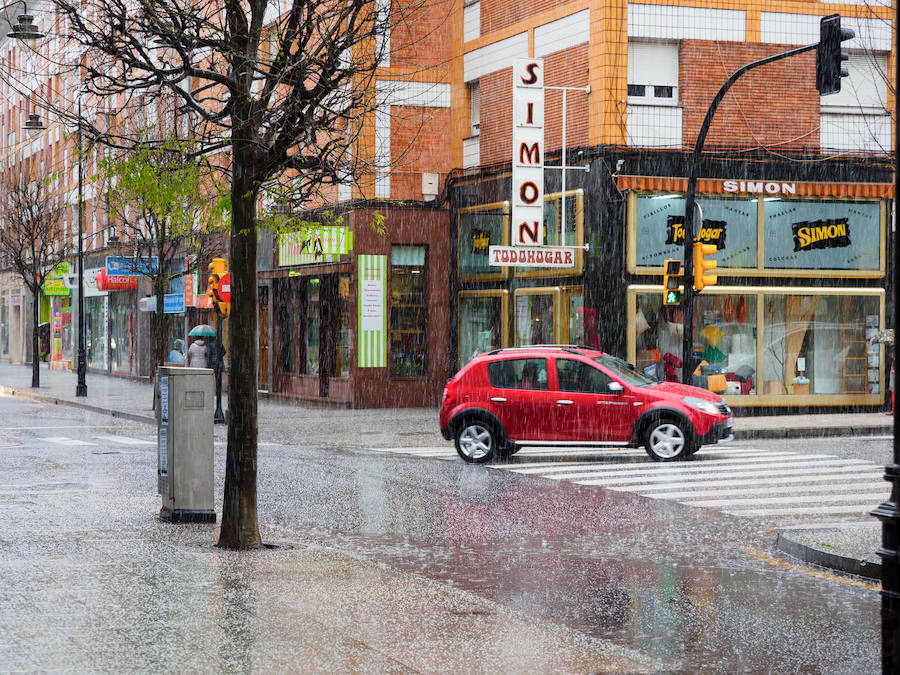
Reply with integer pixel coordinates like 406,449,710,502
0,362,891,585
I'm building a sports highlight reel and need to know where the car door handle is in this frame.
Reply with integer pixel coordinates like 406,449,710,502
491,397,507,402
557,400,574,405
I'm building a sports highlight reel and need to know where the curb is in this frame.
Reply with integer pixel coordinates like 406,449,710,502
776,529,882,581
0,384,156,426
735,425,892,441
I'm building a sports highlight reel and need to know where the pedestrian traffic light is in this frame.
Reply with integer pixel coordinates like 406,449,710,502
662,258,682,306
207,258,228,314
816,14,854,96
692,242,718,292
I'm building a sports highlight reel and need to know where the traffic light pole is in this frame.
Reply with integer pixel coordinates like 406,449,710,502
681,42,817,384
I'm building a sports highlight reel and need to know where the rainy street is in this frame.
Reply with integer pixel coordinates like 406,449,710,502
0,392,884,672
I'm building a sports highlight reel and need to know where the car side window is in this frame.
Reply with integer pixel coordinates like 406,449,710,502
555,358,612,393
487,357,548,390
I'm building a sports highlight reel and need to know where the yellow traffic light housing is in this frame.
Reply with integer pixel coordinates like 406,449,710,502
692,242,718,291
662,258,682,306
207,257,228,313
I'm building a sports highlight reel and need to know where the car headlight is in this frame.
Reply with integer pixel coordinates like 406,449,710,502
683,396,722,415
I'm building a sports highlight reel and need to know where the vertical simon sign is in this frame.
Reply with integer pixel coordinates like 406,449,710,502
511,57,544,247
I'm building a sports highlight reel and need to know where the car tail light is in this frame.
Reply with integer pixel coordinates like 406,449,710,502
442,382,453,405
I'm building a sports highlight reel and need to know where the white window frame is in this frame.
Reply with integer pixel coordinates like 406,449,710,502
627,41,679,107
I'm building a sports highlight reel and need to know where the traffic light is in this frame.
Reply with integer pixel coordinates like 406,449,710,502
816,14,854,96
207,257,228,314
662,258,682,306
692,242,718,292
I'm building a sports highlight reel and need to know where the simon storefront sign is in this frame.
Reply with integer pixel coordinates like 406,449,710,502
510,57,544,247
665,216,727,250
722,180,796,195
793,218,851,252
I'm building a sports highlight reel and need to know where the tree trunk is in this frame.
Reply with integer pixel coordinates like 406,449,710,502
31,284,39,388
216,160,262,550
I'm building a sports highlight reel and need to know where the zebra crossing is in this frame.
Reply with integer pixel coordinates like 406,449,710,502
370,444,889,524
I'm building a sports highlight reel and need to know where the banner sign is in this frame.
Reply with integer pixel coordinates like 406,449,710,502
96,268,139,291
279,226,351,266
488,245,576,268
42,277,70,296
357,254,386,368
106,256,158,276
511,58,544,247
163,293,185,314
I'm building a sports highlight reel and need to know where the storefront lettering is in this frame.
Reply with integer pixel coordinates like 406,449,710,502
665,216,727,250
471,229,491,252
723,180,796,195
488,245,575,267
792,218,851,252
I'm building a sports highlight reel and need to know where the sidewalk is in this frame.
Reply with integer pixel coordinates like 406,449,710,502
1,362,891,584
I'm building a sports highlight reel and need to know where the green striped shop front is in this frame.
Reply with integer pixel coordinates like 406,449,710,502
357,254,387,368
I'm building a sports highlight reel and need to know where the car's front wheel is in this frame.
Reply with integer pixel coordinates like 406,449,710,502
455,419,498,463
644,418,692,461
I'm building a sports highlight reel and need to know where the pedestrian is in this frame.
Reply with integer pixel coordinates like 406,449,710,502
186,337,209,368
167,339,185,364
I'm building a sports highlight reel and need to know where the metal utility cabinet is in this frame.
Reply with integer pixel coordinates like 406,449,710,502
157,366,216,523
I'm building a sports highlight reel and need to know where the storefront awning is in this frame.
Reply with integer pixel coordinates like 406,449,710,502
616,175,893,199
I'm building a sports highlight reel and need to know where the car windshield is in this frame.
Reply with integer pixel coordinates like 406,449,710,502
592,354,657,387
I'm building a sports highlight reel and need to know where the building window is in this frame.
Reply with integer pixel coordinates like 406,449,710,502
468,80,480,136
390,246,427,377
627,41,679,105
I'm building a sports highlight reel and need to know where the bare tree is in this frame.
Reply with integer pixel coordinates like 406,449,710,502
0,173,69,388
29,0,447,548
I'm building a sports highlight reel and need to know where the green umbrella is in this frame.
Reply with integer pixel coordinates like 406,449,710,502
188,324,217,337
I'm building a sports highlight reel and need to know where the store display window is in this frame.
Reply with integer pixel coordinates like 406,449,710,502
337,275,351,377
629,193,758,271
390,246,427,377
763,199,882,272
458,202,508,281
762,294,881,396
516,189,585,278
458,290,508,370
304,279,320,375
515,288,559,346
628,286,883,404
85,296,108,370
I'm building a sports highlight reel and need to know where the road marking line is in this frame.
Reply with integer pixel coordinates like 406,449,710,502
94,435,155,446
615,470,885,493
43,436,97,446
683,491,888,508
727,504,884,517
509,453,819,475
549,458,871,482
642,480,887,500
742,546,879,591
574,463,879,487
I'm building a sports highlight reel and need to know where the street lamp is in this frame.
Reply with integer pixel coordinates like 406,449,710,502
74,92,85,396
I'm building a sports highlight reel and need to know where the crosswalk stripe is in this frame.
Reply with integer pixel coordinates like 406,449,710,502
43,436,96,446
681,491,888,508
615,470,885,493
545,458,870,482
574,463,878,487
726,504,883,517
94,435,155,446
508,452,816,475
641,480,886,500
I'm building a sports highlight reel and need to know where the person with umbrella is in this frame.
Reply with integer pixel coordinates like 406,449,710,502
187,324,216,368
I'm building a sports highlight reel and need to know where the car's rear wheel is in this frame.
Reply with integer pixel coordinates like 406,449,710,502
455,419,498,463
644,419,691,461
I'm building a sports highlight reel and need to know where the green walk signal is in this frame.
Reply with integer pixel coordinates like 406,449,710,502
664,289,682,306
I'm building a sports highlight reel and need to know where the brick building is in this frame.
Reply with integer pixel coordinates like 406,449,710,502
447,0,896,412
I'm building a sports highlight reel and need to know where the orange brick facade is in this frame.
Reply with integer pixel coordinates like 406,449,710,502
680,41,820,152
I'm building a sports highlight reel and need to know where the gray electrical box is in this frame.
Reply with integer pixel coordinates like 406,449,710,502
157,366,216,523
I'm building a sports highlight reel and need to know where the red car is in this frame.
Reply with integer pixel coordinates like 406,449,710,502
440,345,733,463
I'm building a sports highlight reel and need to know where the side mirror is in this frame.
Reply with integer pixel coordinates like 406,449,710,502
608,381,624,394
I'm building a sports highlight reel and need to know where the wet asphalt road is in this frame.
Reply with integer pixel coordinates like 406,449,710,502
1,394,883,672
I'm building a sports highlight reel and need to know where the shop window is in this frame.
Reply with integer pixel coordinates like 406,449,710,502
458,290,508,370
304,279,320,376
762,294,880,396
516,189,585,278
515,290,558,346
390,246,427,377
275,278,297,374
458,202,509,281
337,275,351,377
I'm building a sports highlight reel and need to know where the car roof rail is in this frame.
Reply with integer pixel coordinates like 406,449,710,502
485,344,602,356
